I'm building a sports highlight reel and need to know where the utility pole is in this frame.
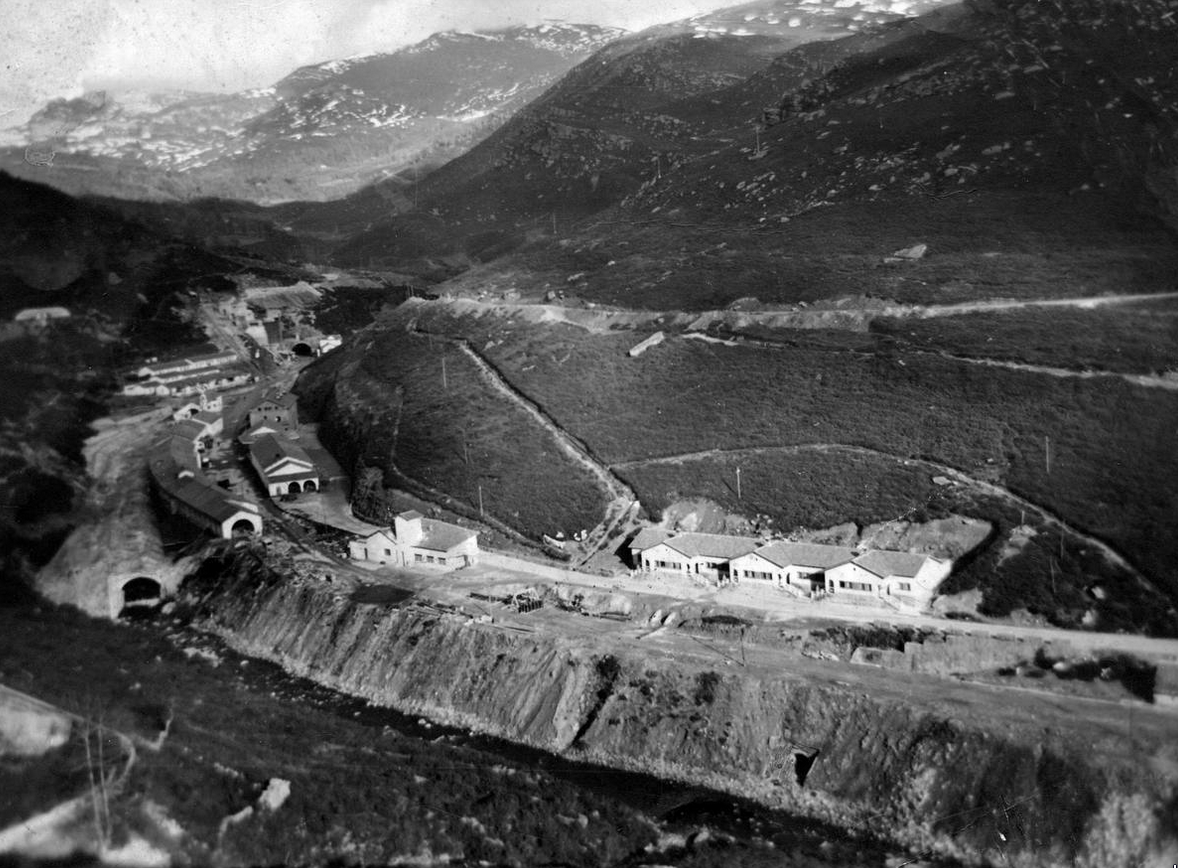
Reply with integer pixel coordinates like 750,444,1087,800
441,355,448,391
478,483,485,516
551,211,557,235
1044,435,1051,474
736,466,742,500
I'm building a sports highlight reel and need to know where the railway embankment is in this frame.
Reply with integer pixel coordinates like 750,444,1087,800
190,554,1178,868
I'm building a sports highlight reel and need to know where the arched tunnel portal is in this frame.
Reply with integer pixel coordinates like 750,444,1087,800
119,576,163,615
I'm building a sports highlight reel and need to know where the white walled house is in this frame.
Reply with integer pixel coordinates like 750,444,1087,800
729,542,854,596
636,533,759,583
824,551,950,608
349,511,478,570
172,391,224,422
14,306,71,325
631,526,951,611
135,350,237,380
248,435,320,497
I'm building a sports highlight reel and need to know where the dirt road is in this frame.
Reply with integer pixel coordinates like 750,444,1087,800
612,441,1156,595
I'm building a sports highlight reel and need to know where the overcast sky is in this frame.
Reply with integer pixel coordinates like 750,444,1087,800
2,0,722,126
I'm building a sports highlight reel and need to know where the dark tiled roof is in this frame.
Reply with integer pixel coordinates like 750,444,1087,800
172,478,261,523
852,550,934,579
630,527,668,551
752,541,855,570
250,434,312,472
417,518,476,553
173,419,206,441
664,533,760,560
398,510,424,521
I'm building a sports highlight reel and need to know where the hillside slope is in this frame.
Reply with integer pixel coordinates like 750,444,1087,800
0,172,297,592
0,24,623,205
321,0,952,265
421,0,1178,309
299,0,1178,634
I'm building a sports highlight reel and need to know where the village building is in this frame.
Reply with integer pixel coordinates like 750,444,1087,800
192,409,224,440
248,434,320,497
349,511,478,570
248,388,299,432
135,350,237,381
825,551,950,606
172,392,224,421
13,306,71,325
148,440,263,538
630,528,951,609
729,542,855,596
123,359,252,399
634,532,760,583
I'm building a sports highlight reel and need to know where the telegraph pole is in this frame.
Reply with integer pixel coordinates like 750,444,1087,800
441,355,448,391
478,483,485,516
736,466,742,500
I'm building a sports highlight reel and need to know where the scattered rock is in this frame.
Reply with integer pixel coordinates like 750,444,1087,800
888,243,928,261
257,777,291,812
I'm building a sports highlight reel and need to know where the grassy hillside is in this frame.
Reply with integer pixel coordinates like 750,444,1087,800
299,1,1178,635
297,322,610,542
396,0,1177,309
309,303,1177,633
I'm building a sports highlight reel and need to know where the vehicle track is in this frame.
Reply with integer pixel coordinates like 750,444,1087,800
407,321,638,560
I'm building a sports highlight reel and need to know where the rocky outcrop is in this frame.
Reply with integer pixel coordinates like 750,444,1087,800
192,558,1178,867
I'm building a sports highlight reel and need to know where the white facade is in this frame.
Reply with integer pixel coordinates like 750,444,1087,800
349,513,478,571
638,541,693,574
632,528,949,610
823,561,887,597
729,550,790,587
248,436,320,497
824,555,950,609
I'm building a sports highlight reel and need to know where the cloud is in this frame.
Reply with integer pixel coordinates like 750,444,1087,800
1,0,721,127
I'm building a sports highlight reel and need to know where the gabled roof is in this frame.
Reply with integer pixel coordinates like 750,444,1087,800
663,533,760,560
172,478,261,523
751,541,855,570
193,410,222,426
250,434,313,473
238,422,281,444
173,419,206,441
168,434,199,471
398,510,424,521
416,518,476,553
852,550,935,579
363,528,396,545
630,527,668,551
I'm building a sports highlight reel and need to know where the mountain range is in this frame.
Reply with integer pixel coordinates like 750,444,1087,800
0,23,624,204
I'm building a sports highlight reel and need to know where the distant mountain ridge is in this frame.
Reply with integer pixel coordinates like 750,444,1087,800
0,22,624,204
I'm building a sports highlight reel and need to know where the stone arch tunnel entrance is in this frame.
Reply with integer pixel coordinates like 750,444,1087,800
291,342,314,357
231,517,260,537
120,577,163,615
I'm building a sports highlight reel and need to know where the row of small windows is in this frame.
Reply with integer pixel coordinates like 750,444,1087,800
838,581,874,592
381,548,445,565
